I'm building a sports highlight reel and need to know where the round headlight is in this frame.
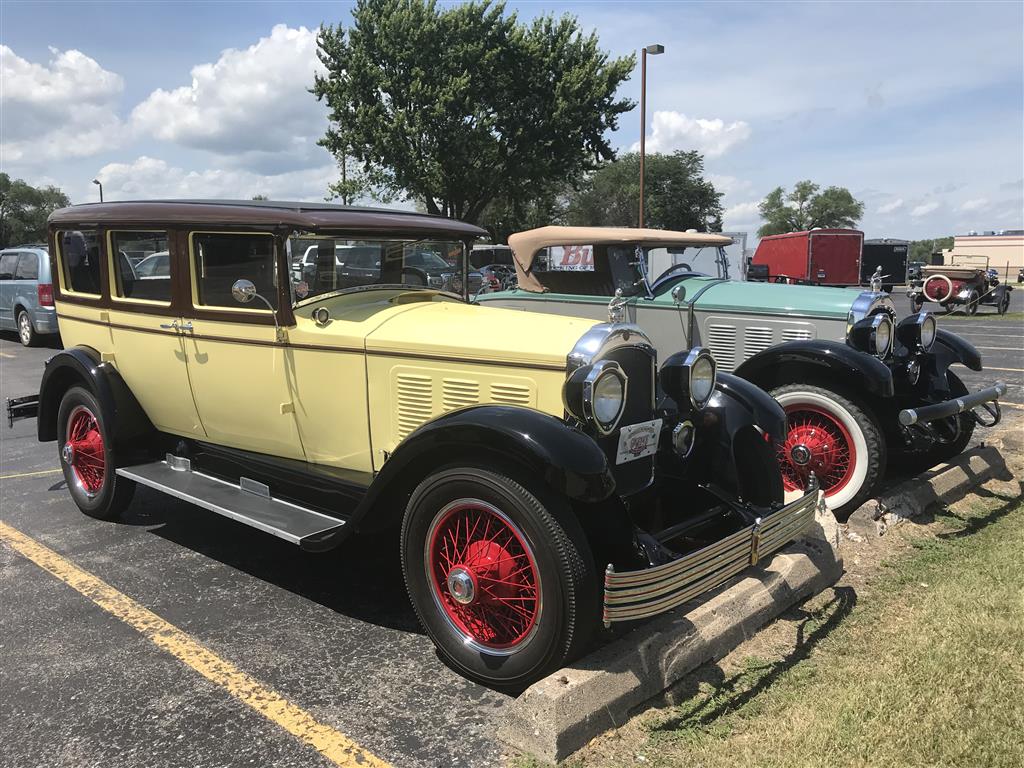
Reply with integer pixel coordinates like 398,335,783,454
920,313,936,350
592,369,625,428
690,353,717,409
873,315,892,358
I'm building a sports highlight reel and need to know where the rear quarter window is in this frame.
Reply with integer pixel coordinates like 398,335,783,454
15,253,39,280
57,230,103,296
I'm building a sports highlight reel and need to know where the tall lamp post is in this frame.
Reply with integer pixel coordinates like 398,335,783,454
92,179,104,202
638,43,664,228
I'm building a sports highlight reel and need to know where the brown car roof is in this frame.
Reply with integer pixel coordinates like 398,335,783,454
509,225,734,291
48,200,488,238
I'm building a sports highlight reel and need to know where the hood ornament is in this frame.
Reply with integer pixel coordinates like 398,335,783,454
608,288,628,324
869,265,889,293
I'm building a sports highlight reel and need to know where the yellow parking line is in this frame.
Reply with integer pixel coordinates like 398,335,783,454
976,346,1023,351
0,468,63,480
985,366,1024,373
0,521,390,768
0,351,15,358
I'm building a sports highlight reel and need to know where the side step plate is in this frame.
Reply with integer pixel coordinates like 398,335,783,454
117,456,346,551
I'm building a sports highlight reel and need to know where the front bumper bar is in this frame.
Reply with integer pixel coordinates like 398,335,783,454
603,487,823,625
898,382,1006,426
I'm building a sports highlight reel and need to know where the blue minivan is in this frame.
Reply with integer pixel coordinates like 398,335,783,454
0,245,59,346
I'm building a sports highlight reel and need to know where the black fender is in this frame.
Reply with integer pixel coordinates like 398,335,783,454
734,339,895,398
353,405,616,529
37,346,155,456
933,329,981,371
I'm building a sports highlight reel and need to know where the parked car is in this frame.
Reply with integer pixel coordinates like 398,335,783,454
8,201,820,690
751,229,863,286
0,245,58,346
906,260,927,283
478,226,1007,517
908,259,1014,315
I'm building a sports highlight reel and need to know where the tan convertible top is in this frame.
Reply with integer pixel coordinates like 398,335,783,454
508,226,733,291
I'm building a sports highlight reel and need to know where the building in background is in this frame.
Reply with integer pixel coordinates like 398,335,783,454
946,231,1024,278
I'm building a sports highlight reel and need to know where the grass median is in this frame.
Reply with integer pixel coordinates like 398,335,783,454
563,496,1024,768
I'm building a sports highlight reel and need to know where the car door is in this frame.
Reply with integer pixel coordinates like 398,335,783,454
0,251,19,329
182,230,304,460
106,229,206,437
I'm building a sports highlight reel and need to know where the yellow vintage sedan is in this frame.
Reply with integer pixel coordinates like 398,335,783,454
16,200,819,689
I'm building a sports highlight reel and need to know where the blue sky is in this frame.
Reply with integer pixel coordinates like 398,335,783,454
2,0,1021,241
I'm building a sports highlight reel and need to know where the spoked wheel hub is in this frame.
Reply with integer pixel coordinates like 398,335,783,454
64,406,106,497
426,500,541,654
779,404,856,496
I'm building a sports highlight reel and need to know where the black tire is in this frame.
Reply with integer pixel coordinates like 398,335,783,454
966,291,979,315
770,384,885,520
17,309,37,347
57,386,136,520
401,467,598,691
897,371,976,471
997,292,1010,315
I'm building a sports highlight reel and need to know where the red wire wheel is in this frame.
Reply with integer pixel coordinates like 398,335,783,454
63,405,106,496
778,404,856,496
425,500,542,653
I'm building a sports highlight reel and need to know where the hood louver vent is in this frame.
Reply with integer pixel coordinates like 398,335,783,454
490,382,532,406
707,324,737,370
782,328,813,342
443,378,480,410
743,327,773,358
396,373,433,439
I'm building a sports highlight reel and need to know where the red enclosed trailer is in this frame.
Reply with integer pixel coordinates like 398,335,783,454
752,229,863,286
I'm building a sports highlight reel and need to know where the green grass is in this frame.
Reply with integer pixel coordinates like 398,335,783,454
570,497,1024,768
941,310,1024,322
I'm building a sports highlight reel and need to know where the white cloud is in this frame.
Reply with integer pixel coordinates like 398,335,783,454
131,24,329,172
723,200,761,226
877,198,904,214
910,201,940,217
93,155,337,201
631,111,751,158
707,174,754,198
0,45,126,162
958,198,989,212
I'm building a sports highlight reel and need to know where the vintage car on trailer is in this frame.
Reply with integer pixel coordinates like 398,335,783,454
477,226,1007,517
907,257,1013,315
7,200,823,690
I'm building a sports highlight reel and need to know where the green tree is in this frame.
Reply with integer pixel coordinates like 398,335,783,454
0,173,71,248
313,0,634,223
325,153,372,206
251,194,269,200
909,236,953,263
757,180,864,237
564,151,723,231
478,182,572,243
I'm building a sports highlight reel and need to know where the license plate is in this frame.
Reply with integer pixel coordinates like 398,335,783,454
615,419,663,464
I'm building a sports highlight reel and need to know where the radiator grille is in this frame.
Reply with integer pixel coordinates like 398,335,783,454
707,324,737,369
490,382,532,406
396,373,433,439
782,327,813,342
442,378,480,411
743,327,774,358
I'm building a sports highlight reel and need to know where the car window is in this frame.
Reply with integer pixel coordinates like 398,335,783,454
111,231,171,303
193,232,277,309
58,230,103,296
0,253,19,279
15,253,39,280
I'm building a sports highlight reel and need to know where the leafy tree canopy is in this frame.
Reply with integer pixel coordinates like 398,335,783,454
564,151,723,231
0,173,70,249
757,180,864,237
313,0,635,223
909,236,953,263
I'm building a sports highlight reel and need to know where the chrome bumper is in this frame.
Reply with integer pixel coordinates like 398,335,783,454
898,382,1006,426
603,488,823,625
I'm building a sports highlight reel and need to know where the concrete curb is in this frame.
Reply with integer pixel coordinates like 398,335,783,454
847,444,1018,539
498,498,843,763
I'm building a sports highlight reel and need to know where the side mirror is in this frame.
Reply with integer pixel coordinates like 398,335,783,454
231,279,257,304
671,284,686,304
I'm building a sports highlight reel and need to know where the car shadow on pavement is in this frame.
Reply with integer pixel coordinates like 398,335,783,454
122,485,423,635
646,586,857,735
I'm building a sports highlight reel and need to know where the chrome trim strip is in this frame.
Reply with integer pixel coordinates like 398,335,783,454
602,490,821,624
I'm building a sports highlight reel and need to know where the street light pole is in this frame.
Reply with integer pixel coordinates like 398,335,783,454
92,179,104,202
638,43,664,229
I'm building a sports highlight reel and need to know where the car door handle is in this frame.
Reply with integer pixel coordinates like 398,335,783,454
159,320,193,332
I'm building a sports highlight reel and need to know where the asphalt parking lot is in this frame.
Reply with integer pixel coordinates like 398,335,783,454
1,295,1022,768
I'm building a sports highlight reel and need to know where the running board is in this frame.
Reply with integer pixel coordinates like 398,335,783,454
116,455,347,552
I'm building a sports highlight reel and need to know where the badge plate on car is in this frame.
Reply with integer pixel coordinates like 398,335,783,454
615,419,663,464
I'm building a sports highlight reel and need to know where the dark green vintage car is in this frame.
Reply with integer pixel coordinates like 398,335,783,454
478,226,1007,517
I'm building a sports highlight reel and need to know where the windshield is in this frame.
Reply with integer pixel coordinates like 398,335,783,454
289,236,471,304
646,246,729,282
